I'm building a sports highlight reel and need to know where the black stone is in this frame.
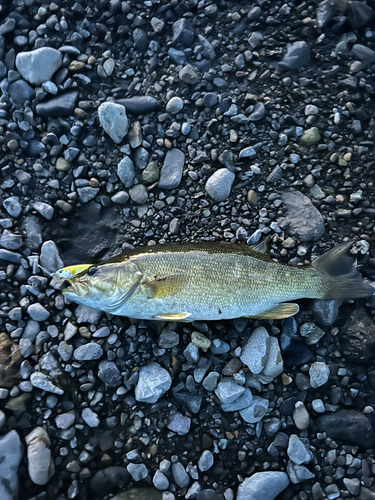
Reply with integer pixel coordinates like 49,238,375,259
280,397,298,416
116,96,161,115
90,467,130,497
339,307,375,365
204,92,218,108
36,91,79,118
317,410,374,449
348,1,373,29
8,80,35,106
280,317,312,366
132,28,149,51
24,139,46,157
172,18,194,47
0,61,5,79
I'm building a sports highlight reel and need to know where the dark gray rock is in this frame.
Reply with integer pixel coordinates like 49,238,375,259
36,91,78,118
158,148,185,190
168,47,186,65
172,18,194,47
312,299,342,326
8,80,35,105
116,96,161,115
339,307,375,365
90,467,130,497
281,191,324,242
317,410,374,448
348,1,373,29
133,28,149,51
98,361,122,387
279,41,310,69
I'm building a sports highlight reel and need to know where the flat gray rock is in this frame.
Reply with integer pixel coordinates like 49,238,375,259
40,240,64,274
281,191,324,242
287,434,311,465
158,149,185,190
135,363,172,403
0,430,23,500
73,342,103,361
15,47,62,85
237,471,290,500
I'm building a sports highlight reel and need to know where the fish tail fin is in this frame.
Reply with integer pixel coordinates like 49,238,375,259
312,241,374,299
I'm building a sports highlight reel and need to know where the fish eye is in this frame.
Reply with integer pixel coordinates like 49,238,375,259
87,267,98,276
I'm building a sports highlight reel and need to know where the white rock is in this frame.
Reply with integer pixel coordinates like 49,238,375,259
40,240,64,274
98,102,128,144
135,362,172,403
25,427,55,485
309,362,330,388
15,47,62,85
0,430,23,500
205,168,235,202
240,326,269,374
293,401,310,430
81,408,100,428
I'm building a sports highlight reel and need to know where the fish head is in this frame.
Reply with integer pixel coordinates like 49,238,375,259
62,260,142,312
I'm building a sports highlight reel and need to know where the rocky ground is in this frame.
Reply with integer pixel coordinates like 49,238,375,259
1,0,375,499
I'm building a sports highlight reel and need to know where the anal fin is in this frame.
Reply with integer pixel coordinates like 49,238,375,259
153,312,192,321
246,303,299,319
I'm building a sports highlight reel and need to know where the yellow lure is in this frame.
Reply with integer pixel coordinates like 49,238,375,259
55,264,92,279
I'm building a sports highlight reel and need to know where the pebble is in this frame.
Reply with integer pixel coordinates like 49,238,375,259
25,427,55,485
281,191,324,242
309,362,330,388
299,322,325,345
172,18,194,47
0,229,22,250
214,378,245,404
158,148,185,190
3,196,22,218
279,41,310,69
312,300,341,326
166,96,184,114
135,363,172,403
15,47,62,85
116,96,161,115
77,187,99,203
198,450,214,472
73,343,103,361
127,463,148,482
31,202,54,221
239,146,256,159
153,470,169,490
128,122,142,149
191,331,211,350
293,402,310,430
35,91,78,117
30,372,64,395
90,467,130,497
287,461,315,484
168,47,186,64
248,102,265,121
172,462,190,488
81,408,100,428
129,184,148,204
287,435,311,465
55,412,75,430
317,410,374,448
239,396,269,423
236,471,290,500
158,329,179,349
179,64,199,85
98,360,122,387
27,303,50,321
8,80,35,105
240,326,269,374
205,168,235,202
202,372,220,391
98,102,128,144
300,127,321,146
167,413,191,435
221,388,253,412
0,430,23,500
40,240,64,274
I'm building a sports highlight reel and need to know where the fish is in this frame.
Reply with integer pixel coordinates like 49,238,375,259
60,240,373,322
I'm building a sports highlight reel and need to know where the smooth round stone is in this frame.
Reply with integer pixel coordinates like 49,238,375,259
25,427,54,485
198,450,214,472
166,96,184,114
305,104,319,115
205,168,235,202
237,471,290,500
129,184,148,204
27,303,50,321
111,191,129,204
73,343,103,361
81,408,100,428
168,47,186,65
293,401,310,430
248,102,265,121
153,470,169,490
158,148,185,190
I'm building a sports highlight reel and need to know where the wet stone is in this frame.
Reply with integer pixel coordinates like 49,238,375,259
179,64,199,85
40,240,64,274
30,372,64,395
153,470,169,490
168,47,186,65
15,47,62,85
293,402,310,430
198,450,214,472
82,408,100,428
312,299,341,326
31,202,54,220
27,303,50,321
287,434,311,465
73,343,103,361
129,184,148,204
90,467,130,497
98,360,122,387
172,18,194,47
172,462,190,488
166,96,184,114
287,461,315,484
127,462,148,482
279,41,310,69
35,91,78,118
299,322,326,345
158,329,179,349
8,80,36,105
240,326,269,374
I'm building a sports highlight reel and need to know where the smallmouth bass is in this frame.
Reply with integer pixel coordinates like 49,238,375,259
60,240,373,322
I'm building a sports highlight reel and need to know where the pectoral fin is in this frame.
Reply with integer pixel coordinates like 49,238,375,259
250,236,270,255
246,303,299,319
143,275,184,299
153,312,192,321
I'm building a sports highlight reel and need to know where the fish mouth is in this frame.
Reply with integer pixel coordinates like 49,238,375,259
62,281,90,298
